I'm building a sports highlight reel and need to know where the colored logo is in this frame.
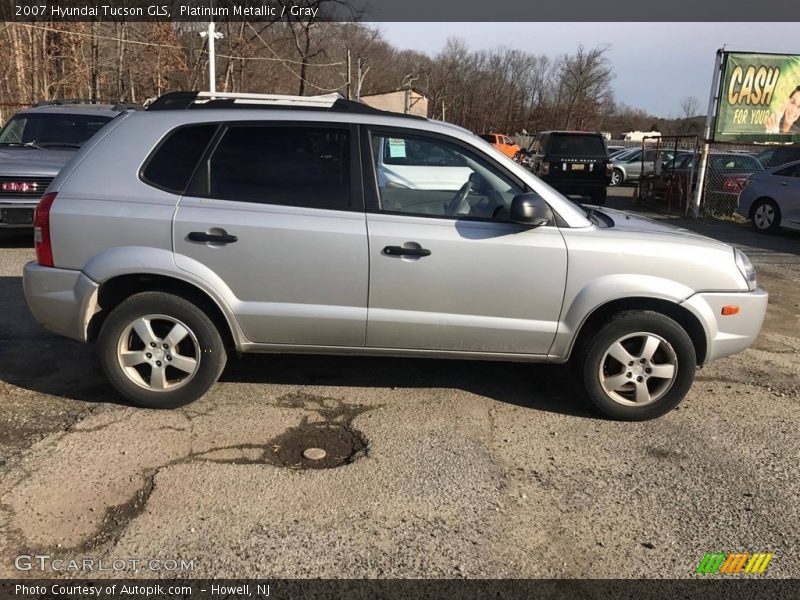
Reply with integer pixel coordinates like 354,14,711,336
696,552,773,574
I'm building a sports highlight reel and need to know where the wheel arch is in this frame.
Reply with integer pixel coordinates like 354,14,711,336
565,296,707,366
88,273,239,350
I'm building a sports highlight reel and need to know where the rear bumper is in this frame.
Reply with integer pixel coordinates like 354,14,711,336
23,261,99,342
682,288,768,363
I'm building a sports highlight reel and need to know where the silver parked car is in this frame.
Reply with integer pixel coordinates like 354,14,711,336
23,91,767,421
610,147,679,186
737,159,800,233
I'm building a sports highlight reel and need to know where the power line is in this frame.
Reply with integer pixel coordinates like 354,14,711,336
13,22,346,67
245,22,346,93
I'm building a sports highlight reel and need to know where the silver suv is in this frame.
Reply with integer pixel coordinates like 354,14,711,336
22,91,768,420
0,100,140,228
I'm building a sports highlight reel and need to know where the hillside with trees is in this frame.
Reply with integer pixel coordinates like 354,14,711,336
0,20,702,136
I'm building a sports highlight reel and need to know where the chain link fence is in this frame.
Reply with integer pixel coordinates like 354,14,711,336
637,136,700,215
699,143,770,218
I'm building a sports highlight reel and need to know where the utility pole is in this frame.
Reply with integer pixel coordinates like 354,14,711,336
356,58,361,100
90,19,99,102
346,49,352,100
691,49,724,218
200,20,223,95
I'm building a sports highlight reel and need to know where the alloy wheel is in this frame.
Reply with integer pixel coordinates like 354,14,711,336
598,332,678,407
753,203,774,230
116,314,200,392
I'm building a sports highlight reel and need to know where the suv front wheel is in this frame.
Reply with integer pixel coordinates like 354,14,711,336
99,291,227,408
577,310,696,420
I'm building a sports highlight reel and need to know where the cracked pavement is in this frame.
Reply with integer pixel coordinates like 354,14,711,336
0,189,799,578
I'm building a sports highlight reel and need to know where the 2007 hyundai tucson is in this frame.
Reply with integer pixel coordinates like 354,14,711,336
22,91,767,420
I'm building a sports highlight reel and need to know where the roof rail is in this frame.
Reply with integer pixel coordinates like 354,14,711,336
33,99,143,111
146,90,426,120
148,91,341,111
110,103,144,112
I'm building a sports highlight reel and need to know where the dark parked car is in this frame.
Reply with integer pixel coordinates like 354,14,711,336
755,145,800,169
529,131,611,204
0,100,140,229
652,152,764,215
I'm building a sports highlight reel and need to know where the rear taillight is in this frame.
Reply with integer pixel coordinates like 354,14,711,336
34,192,57,267
723,176,749,194
606,163,613,176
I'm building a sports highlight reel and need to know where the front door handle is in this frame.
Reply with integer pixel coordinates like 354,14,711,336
779,181,788,186
187,231,238,244
383,245,431,258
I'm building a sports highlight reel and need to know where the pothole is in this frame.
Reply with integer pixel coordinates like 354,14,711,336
265,422,368,470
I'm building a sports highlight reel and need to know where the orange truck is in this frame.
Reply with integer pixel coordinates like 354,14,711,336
478,133,521,159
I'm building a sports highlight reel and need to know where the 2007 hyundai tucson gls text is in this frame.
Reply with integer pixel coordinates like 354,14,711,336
22,91,767,421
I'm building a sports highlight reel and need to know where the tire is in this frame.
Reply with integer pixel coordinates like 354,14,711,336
750,198,781,234
576,310,696,421
99,291,227,409
591,188,607,205
610,169,623,187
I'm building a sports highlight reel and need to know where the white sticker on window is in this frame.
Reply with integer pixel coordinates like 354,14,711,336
388,138,407,158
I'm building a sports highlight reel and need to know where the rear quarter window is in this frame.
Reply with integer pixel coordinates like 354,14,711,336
141,124,218,193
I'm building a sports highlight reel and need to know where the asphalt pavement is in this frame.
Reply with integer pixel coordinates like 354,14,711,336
0,190,798,578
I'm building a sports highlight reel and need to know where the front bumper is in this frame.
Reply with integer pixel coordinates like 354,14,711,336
23,261,99,342
682,288,768,363
0,201,37,227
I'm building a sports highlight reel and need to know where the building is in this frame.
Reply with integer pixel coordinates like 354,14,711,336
623,130,662,142
360,89,429,117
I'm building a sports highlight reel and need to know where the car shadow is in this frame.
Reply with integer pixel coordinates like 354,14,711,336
0,275,594,418
220,353,593,418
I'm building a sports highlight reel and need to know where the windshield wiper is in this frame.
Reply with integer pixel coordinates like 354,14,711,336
0,141,43,149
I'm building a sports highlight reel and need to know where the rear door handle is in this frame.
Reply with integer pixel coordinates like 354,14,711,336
383,245,431,257
779,181,789,186
187,231,238,244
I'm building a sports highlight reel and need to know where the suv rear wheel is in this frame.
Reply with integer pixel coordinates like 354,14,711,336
99,291,227,408
577,310,696,420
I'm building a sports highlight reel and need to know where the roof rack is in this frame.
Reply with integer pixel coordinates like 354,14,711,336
146,90,426,119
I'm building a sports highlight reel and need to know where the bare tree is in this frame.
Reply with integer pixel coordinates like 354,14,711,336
680,96,700,119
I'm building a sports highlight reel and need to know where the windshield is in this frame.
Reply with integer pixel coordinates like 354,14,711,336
0,113,112,147
548,134,606,156
613,148,639,161
708,154,764,172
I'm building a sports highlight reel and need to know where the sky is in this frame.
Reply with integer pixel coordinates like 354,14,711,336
377,22,800,118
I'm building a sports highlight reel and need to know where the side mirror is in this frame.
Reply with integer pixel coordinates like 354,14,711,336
509,193,553,227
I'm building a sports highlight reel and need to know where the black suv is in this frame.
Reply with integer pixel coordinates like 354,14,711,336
529,131,612,204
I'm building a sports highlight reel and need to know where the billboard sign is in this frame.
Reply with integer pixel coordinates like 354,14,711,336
714,52,800,143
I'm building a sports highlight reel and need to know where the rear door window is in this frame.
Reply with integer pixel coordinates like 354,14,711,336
204,125,352,210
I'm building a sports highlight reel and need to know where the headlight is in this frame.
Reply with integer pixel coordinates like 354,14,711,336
734,248,757,290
